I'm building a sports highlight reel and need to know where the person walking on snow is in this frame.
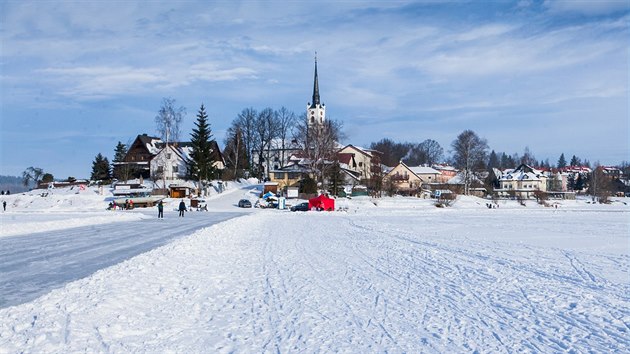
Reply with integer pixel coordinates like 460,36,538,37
157,200,164,219
2,201,6,211
178,199,186,217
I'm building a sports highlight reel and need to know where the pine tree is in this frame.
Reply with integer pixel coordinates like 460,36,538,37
487,150,499,170
113,142,127,162
91,153,111,181
500,153,510,170
575,173,584,191
113,141,128,180
570,155,580,166
189,104,216,194
557,153,567,168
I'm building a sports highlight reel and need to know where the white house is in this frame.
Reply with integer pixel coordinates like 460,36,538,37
150,144,191,182
495,164,548,199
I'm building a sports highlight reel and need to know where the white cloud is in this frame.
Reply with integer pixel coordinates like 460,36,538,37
543,0,630,16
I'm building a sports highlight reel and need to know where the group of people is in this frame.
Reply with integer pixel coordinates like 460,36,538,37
0,190,10,195
106,198,190,218
107,199,134,210
157,199,188,219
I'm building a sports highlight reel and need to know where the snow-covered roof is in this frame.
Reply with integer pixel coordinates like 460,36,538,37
498,164,546,182
432,164,457,172
409,166,441,175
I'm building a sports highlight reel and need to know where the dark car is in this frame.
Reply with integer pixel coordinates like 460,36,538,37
238,199,252,208
290,202,309,212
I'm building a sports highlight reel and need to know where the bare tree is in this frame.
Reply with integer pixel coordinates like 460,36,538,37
253,107,280,179
589,164,613,203
521,146,537,166
275,107,297,165
418,139,443,165
235,108,257,173
370,138,411,167
22,166,44,187
294,116,345,189
223,125,247,179
451,130,488,195
155,97,186,144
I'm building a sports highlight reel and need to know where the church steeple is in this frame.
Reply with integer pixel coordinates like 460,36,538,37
307,52,326,128
311,55,320,109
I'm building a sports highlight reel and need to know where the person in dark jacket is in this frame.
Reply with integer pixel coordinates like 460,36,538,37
2,200,6,211
178,200,186,217
157,200,164,219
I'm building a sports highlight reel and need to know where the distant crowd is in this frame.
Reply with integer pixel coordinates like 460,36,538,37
107,199,134,210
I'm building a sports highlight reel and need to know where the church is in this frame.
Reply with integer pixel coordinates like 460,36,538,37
262,57,383,193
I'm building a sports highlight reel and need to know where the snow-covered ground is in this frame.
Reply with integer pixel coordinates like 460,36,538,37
0,186,628,352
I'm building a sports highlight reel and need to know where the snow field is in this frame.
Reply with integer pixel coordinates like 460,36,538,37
1,200,628,353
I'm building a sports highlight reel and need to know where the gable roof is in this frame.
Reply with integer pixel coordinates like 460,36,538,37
499,164,546,182
131,134,163,155
338,144,373,158
385,161,421,180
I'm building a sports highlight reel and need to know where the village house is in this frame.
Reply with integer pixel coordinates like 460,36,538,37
116,134,224,182
268,154,314,191
337,144,383,184
432,164,458,183
383,162,441,195
494,164,548,199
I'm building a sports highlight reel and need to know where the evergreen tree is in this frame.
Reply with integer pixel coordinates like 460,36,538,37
557,153,567,168
112,141,129,180
41,173,54,183
500,153,510,170
113,142,127,162
189,104,217,194
326,159,345,197
91,153,111,181
570,155,580,166
487,150,499,170
575,173,584,191
567,173,576,190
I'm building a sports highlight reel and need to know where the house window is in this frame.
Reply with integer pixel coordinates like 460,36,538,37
166,153,172,159
274,172,284,180
358,162,363,167
172,166,178,173
157,166,164,172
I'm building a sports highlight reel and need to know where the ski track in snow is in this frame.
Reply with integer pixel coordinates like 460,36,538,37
1,201,628,353
0,211,243,308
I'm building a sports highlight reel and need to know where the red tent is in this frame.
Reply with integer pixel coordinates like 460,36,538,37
308,194,335,211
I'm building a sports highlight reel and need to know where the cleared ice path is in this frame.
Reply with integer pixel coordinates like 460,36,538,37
0,211,242,308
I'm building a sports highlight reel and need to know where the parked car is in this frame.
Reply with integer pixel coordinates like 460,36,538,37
290,202,309,212
238,199,252,208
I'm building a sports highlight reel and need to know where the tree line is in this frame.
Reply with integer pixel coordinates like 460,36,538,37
19,96,628,198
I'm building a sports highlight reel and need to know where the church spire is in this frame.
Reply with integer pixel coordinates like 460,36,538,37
311,53,320,109
307,52,326,128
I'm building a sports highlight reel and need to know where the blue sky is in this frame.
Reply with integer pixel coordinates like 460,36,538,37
1,0,628,178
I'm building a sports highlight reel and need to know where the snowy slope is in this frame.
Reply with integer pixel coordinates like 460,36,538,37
1,193,628,352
